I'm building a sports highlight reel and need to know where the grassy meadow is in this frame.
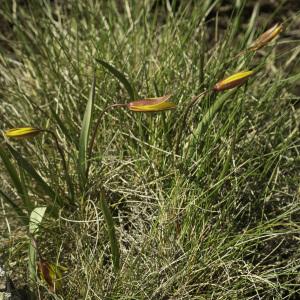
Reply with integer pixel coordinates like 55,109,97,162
0,1,300,299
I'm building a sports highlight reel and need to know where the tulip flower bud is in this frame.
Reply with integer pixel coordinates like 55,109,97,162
4,127,43,139
213,71,254,92
127,95,176,112
249,23,283,51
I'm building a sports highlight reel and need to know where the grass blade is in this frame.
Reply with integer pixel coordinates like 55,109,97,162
99,190,120,271
96,58,136,100
0,146,33,211
7,145,62,209
0,189,28,223
187,90,235,159
49,106,78,148
78,73,96,186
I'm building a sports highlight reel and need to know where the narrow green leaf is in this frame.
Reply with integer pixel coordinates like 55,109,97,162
28,206,47,283
99,190,120,271
0,189,28,223
7,145,62,208
96,58,136,100
79,73,96,185
0,146,33,211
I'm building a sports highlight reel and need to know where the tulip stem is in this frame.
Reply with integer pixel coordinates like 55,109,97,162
87,103,127,177
44,130,74,201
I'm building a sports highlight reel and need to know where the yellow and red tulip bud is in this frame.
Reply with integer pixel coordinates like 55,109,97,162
37,259,66,292
4,127,42,139
127,95,176,112
213,70,254,92
249,23,283,51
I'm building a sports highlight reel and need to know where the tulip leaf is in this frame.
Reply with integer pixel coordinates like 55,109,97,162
29,206,47,283
29,206,47,234
79,73,96,186
96,58,136,100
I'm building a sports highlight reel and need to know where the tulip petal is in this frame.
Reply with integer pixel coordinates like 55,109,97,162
129,102,176,112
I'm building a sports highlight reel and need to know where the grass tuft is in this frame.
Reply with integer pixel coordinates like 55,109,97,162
0,1,299,299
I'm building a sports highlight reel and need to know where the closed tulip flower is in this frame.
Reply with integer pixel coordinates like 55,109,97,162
4,127,42,139
213,71,254,92
249,23,283,51
127,95,176,112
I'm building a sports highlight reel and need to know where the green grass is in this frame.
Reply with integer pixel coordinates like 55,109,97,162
0,1,300,299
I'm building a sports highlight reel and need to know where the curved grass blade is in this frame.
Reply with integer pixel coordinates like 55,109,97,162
187,91,235,160
0,189,28,223
99,190,120,271
78,73,96,186
0,146,32,211
7,145,62,211
96,58,136,100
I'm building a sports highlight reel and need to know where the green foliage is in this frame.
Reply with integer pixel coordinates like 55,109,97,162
7,145,62,215
0,1,299,299
28,206,47,283
78,73,96,187
96,59,136,100
0,146,32,211
0,189,27,222
99,190,120,271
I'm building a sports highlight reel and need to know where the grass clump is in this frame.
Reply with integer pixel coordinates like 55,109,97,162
0,1,300,299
